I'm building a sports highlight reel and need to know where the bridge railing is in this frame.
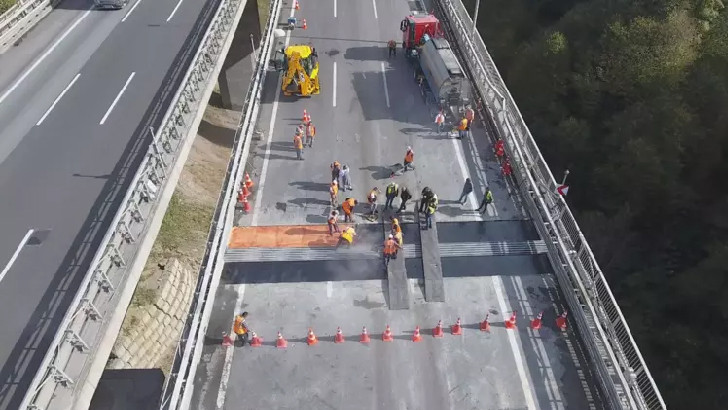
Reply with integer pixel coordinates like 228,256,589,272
434,0,666,409
17,0,248,408
0,0,61,53
158,0,284,408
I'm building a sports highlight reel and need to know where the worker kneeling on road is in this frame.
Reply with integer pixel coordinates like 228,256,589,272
383,234,401,265
337,226,356,249
233,312,250,347
388,39,397,57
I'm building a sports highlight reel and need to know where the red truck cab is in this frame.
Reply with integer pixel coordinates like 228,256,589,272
400,13,442,52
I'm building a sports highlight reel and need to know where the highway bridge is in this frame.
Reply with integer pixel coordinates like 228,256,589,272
0,0,667,409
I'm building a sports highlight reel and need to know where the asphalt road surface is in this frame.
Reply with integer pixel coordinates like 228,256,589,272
188,0,607,409
0,0,223,407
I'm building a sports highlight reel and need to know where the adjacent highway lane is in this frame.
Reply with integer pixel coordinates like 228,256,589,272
0,0,222,407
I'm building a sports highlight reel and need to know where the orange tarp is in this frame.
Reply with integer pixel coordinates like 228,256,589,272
228,225,354,248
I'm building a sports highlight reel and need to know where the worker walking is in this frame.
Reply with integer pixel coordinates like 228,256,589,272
330,180,339,209
383,234,401,265
367,187,380,215
328,210,340,235
294,133,304,160
397,186,412,213
477,187,494,214
419,186,434,213
391,216,402,235
340,164,353,191
464,105,475,129
385,182,399,210
337,226,356,249
342,198,358,222
403,146,414,172
393,229,403,247
458,117,469,139
233,312,250,347
435,110,445,133
388,39,397,57
425,194,438,229
331,161,342,184
458,178,473,204
305,122,316,147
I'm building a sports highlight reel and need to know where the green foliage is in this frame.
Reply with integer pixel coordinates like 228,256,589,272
0,0,17,15
466,0,728,407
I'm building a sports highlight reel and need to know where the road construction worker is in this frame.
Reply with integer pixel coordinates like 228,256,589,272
419,186,434,213
367,187,380,215
397,186,412,212
330,180,339,209
331,161,341,184
403,146,414,172
477,187,494,214
425,194,438,229
435,110,445,133
391,216,402,234
464,105,475,127
458,178,473,204
388,39,397,57
393,229,403,247
340,164,352,191
495,139,505,158
295,124,304,137
328,210,340,235
385,182,399,210
337,226,356,248
305,122,316,147
458,117,469,139
293,133,304,160
383,234,401,265
233,312,249,347
342,197,358,222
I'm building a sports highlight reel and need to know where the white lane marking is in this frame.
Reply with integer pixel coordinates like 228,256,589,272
327,281,333,298
100,72,136,125
371,0,378,19
251,0,297,226
334,0,337,17
36,73,80,126
216,284,246,410
122,0,144,22
0,229,34,284
492,276,537,410
380,62,390,107
0,9,91,106
166,0,185,22
332,61,337,107
450,138,480,211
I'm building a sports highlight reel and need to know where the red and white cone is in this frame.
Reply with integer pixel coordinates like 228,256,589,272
360,326,371,343
302,18,307,30
451,318,463,335
479,314,491,332
556,311,568,331
382,325,393,342
412,326,422,342
250,331,263,347
530,312,543,330
307,328,318,345
276,331,288,348
294,0,299,10
244,172,254,191
432,320,444,338
242,196,251,213
334,327,345,343
222,332,234,347
505,311,517,330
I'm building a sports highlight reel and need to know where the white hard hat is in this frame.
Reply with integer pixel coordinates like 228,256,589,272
407,146,412,151
332,180,338,184
388,234,394,239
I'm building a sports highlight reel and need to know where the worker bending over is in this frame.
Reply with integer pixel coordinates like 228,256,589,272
328,210,340,235
398,186,412,213
233,312,250,347
383,234,402,265
337,226,356,249
403,146,414,172
388,39,397,57
419,187,434,213
342,198,358,222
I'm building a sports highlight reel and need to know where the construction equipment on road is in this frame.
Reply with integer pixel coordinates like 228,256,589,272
271,45,320,96
400,12,471,108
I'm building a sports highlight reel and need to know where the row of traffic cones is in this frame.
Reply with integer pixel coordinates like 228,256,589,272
293,0,307,30
237,172,255,213
232,312,569,348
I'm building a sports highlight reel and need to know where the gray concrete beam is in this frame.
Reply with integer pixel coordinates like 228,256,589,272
218,0,261,110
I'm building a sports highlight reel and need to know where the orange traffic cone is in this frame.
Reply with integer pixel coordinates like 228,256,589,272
241,185,250,198
244,173,254,191
294,0,299,10
505,311,517,329
556,311,568,331
302,109,310,124
360,326,371,343
250,331,263,347
432,320,444,338
451,318,463,335
237,190,245,204
222,332,234,347
382,325,393,342
276,331,287,348
242,196,251,213
530,312,543,330
302,18,307,30
412,326,422,342
307,328,318,345
479,314,491,332
334,327,345,343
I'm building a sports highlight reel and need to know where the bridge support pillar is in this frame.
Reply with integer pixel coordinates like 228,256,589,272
218,0,261,110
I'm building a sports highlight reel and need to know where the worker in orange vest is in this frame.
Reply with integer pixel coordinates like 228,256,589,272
403,146,414,172
435,110,445,133
458,117,469,139
342,197,358,222
464,105,475,127
328,210,340,235
383,234,401,265
391,216,402,235
330,180,339,208
233,312,249,347
331,161,341,184
293,133,304,160
305,122,316,147
367,187,380,215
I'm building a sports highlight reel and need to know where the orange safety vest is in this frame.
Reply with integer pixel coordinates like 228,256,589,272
330,184,338,197
435,112,445,124
392,219,402,234
404,150,414,164
459,118,468,131
384,239,397,254
294,135,303,149
342,198,355,213
233,316,247,335
307,124,316,137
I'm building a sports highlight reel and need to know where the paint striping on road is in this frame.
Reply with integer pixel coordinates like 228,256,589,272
334,0,337,18
0,9,92,106
492,275,537,410
327,281,333,298
167,0,186,22
332,61,337,107
122,0,144,22
0,229,34,284
380,62,390,108
450,138,481,213
372,0,378,19
251,0,297,226
100,72,136,125
36,73,80,126
215,284,246,410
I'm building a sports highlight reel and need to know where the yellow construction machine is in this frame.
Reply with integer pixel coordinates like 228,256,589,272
271,44,320,96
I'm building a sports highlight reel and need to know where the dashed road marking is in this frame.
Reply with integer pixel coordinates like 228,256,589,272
100,72,135,125
381,62,390,107
0,229,34,284
37,73,80,126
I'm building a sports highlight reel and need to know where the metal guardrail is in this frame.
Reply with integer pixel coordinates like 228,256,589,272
435,0,667,409
17,0,247,407
0,0,60,53
158,0,283,408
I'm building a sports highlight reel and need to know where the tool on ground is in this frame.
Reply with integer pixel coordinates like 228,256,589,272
382,325,394,342
335,327,345,343
433,320,444,338
360,326,371,343
412,326,422,342
530,312,543,330
451,318,463,335
276,331,288,348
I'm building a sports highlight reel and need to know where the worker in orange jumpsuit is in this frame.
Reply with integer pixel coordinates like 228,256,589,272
305,122,316,147
383,234,401,265
342,198,358,222
330,180,339,209
328,210,340,235
403,146,414,172
233,312,250,347
294,133,304,160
